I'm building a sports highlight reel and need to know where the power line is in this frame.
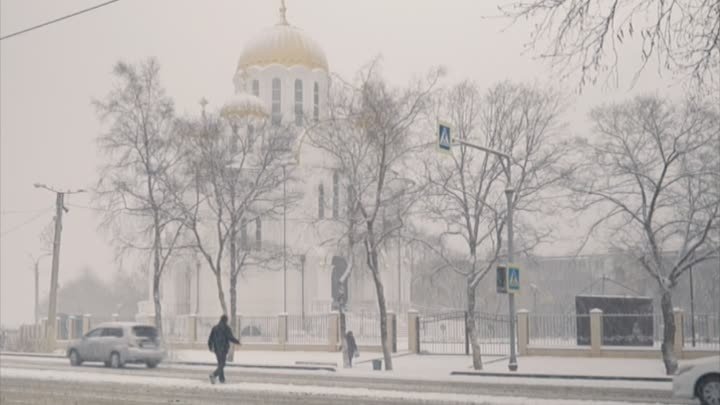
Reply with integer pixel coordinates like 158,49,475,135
1,206,53,215
0,210,52,238
0,0,122,41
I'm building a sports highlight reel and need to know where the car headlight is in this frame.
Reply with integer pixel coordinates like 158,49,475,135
676,365,694,375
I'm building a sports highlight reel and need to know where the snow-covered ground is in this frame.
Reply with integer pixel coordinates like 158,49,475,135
0,367,671,405
172,350,669,378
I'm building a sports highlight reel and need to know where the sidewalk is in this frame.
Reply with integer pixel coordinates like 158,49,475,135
171,349,675,381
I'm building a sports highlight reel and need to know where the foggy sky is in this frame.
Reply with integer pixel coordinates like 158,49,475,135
0,0,682,328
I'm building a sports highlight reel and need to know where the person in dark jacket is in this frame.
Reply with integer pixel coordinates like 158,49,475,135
345,330,358,367
208,314,240,384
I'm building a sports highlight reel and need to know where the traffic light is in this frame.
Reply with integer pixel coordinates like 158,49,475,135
496,265,507,294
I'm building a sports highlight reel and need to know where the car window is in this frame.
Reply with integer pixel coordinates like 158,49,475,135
85,328,103,338
101,328,123,338
132,326,157,339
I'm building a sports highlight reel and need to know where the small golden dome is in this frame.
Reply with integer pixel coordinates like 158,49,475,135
221,93,268,120
236,3,328,72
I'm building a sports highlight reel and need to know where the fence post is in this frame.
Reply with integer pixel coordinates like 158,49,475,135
673,308,684,357
517,309,529,356
278,313,288,347
464,311,470,356
67,316,76,339
187,314,197,343
386,311,397,353
590,308,603,357
408,310,419,354
82,314,91,335
328,311,339,351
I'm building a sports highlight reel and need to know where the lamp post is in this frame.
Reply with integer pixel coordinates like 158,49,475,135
456,139,518,372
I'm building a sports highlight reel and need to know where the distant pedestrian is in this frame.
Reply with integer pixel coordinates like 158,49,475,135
345,330,358,367
207,314,240,384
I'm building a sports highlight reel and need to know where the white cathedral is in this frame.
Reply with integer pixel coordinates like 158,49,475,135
140,3,414,322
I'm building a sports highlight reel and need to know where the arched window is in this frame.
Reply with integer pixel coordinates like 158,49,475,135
252,80,259,97
318,184,325,219
332,171,339,219
240,218,248,250
313,82,319,122
346,185,354,218
294,79,303,126
272,78,281,125
255,217,262,250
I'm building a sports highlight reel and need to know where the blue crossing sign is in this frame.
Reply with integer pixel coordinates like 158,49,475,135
438,121,452,153
508,265,520,293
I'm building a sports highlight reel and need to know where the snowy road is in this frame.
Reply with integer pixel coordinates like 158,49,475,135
0,355,694,405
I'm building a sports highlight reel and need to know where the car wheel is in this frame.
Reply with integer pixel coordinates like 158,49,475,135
109,352,122,369
698,375,720,405
146,361,158,369
69,350,82,366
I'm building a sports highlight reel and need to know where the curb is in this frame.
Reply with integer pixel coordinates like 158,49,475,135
450,371,672,382
0,352,335,372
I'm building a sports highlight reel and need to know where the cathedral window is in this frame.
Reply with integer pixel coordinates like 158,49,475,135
318,184,325,219
240,217,248,250
313,82,319,122
255,217,262,250
332,171,339,219
272,78,281,125
294,79,303,126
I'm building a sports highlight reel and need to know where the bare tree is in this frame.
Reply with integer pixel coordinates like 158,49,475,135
502,0,720,89
568,95,720,374
94,59,188,334
422,81,568,369
309,60,443,370
177,105,295,341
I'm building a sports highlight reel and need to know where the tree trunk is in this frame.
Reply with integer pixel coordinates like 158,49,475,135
153,221,163,336
228,273,238,362
660,289,678,375
366,234,392,370
153,273,162,335
340,310,349,368
214,271,228,316
466,281,483,370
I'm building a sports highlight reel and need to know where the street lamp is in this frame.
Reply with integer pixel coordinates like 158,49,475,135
456,139,518,372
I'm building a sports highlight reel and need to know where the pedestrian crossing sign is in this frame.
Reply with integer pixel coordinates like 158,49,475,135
438,121,452,153
508,265,520,293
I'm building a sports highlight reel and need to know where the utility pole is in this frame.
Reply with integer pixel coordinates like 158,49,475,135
34,183,84,350
31,253,51,324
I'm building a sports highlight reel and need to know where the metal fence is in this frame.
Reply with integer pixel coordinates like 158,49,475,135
287,314,329,345
684,313,720,350
346,312,382,346
240,316,278,344
418,311,512,356
162,315,189,342
529,313,586,347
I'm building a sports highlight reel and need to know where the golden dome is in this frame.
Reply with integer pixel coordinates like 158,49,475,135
236,3,328,72
221,93,268,119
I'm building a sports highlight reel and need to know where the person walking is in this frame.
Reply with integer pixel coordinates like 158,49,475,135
208,314,240,384
345,330,358,367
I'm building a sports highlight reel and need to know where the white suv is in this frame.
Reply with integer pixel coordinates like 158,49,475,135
66,322,165,369
674,356,720,405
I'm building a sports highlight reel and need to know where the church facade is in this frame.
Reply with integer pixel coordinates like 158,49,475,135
140,3,414,321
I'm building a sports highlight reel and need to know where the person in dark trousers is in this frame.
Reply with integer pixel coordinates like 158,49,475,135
345,330,358,367
208,314,240,384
